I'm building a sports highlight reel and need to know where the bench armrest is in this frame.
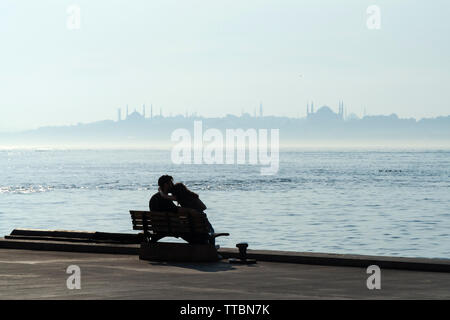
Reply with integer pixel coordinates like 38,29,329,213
212,233,230,238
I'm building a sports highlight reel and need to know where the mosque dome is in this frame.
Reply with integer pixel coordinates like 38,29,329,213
316,106,334,115
308,105,341,121
127,111,145,121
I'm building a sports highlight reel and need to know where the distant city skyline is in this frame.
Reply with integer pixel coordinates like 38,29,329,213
3,99,450,133
113,100,443,123
2,103,449,149
20,101,450,130
1,1,450,131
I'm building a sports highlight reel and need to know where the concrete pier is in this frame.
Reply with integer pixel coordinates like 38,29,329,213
1,248,449,299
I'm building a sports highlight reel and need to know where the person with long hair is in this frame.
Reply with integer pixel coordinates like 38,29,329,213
160,182,215,236
171,183,207,212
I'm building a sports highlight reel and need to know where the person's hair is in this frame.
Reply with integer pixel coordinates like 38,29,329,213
171,183,198,206
158,175,173,188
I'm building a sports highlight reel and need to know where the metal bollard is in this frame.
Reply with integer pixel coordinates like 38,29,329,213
229,242,256,264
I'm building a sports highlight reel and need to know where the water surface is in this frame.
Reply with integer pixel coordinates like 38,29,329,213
0,149,449,259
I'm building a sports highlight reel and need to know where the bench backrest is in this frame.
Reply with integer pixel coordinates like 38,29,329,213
129,210,210,236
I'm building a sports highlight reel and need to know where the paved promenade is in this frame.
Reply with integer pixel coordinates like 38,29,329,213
1,249,449,299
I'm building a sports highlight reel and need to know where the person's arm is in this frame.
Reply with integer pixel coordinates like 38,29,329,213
159,187,177,201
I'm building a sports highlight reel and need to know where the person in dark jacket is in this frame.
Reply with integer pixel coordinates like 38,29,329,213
149,175,213,244
149,175,178,213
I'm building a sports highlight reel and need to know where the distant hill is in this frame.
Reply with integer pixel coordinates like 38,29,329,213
1,107,450,148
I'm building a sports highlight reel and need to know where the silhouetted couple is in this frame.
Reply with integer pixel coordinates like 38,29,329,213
149,175,214,244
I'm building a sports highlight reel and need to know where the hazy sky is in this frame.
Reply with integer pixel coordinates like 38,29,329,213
1,0,450,131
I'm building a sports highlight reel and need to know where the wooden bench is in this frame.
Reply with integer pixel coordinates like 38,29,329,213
130,210,229,261
130,210,229,244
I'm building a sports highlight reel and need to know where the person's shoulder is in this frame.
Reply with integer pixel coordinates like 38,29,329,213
149,192,164,211
150,192,161,201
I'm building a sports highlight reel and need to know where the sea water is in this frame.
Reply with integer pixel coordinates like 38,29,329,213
0,149,449,259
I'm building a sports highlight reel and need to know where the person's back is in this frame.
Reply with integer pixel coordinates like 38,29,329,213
178,195,206,212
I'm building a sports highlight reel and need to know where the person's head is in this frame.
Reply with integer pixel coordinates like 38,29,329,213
158,175,174,194
171,182,198,205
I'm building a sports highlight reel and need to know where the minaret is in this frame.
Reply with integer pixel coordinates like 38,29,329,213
259,102,263,117
143,104,146,118
150,104,153,119
126,105,129,119
160,107,162,117
117,108,121,122
306,102,309,116
311,101,314,114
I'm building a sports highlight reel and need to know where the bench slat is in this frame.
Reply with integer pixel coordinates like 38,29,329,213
132,219,207,226
131,211,207,222
133,222,206,228
130,210,226,243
